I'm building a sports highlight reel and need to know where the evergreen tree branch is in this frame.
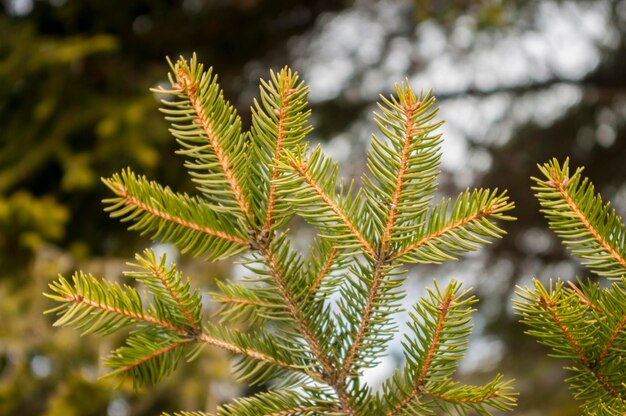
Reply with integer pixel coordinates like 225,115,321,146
424,375,516,414
542,294,623,401
363,83,442,252
148,261,198,329
259,242,355,414
567,280,609,315
103,170,248,260
379,98,419,252
308,245,337,298
106,338,192,380
47,273,317,383
249,67,311,231
46,272,185,335
551,173,626,271
598,310,626,363
107,177,246,245
338,260,386,383
263,74,292,231
384,289,453,416
390,190,513,263
516,278,626,412
196,332,320,382
173,61,252,221
168,389,328,416
211,279,289,325
127,250,203,330
533,159,626,279
283,153,376,257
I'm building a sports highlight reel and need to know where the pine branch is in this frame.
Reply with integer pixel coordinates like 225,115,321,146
258,242,337,380
166,389,327,416
532,158,626,279
515,280,626,406
200,323,323,385
307,243,338,298
277,146,376,257
46,269,318,386
390,189,514,264
126,250,202,330
249,67,312,232
47,57,519,415
45,272,184,335
212,279,287,325
337,259,403,382
363,83,442,252
378,281,515,415
103,327,191,387
424,376,516,415
103,170,248,260
158,55,252,221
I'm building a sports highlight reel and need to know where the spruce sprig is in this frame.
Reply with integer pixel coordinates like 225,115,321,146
515,159,626,414
46,55,517,415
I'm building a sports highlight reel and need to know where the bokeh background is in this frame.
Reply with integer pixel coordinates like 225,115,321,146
1,0,625,415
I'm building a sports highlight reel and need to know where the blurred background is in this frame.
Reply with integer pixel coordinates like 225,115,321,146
1,0,625,415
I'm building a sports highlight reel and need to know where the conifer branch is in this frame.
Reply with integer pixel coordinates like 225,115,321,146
380,93,422,253
567,280,609,315
425,389,500,404
391,197,505,262
384,291,452,416
263,75,292,231
539,293,623,401
289,159,376,257
308,245,337,297
146,260,200,329
116,184,247,246
57,286,184,334
259,244,353,406
547,169,626,272
598,313,626,362
48,58,518,415
109,339,192,377
103,171,248,260
338,260,385,383
174,65,252,221
196,332,318,380
533,159,626,279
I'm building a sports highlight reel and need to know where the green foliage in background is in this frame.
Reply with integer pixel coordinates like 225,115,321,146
47,55,517,415
515,159,626,415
